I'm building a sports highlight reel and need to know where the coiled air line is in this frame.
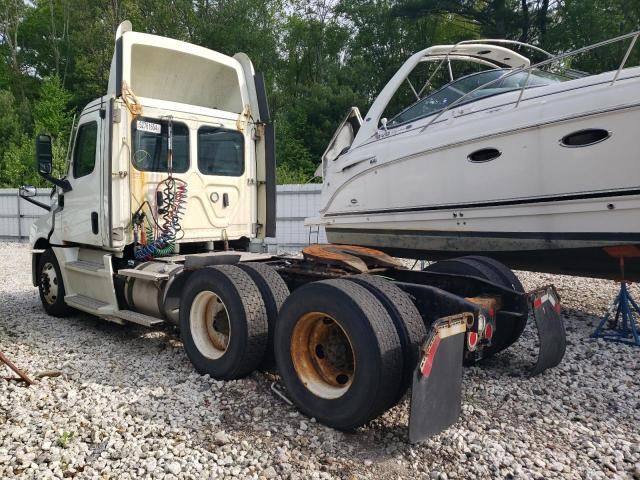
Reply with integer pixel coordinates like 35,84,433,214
135,116,188,260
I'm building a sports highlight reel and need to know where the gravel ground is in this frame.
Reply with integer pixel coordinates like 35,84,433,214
1,241,639,480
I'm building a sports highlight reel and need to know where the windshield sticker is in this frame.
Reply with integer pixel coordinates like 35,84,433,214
137,120,162,134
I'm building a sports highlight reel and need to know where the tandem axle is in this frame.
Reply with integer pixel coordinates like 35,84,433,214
31,243,565,443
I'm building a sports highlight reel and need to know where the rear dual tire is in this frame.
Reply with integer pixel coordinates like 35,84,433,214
346,274,426,402
274,279,404,430
237,262,289,367
180,265,269,380
424,256,528,356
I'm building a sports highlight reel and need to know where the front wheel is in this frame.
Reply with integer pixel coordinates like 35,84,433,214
37,249,73,317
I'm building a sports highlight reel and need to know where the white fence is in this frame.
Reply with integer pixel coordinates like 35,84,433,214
276,184,327,251
0,185,326,251
0,188,52,239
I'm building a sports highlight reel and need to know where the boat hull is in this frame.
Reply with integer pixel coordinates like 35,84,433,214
326,227,640,280
320,68,640,280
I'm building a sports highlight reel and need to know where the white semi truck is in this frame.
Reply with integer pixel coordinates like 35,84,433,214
20,22,565,442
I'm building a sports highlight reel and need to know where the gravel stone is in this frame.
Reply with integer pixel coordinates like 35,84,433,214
0,243,639,479
166,461,181,475
263,465,278,478
214,430,231,445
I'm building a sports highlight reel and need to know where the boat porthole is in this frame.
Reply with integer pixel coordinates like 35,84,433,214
468,148,502,163
560,129,611,148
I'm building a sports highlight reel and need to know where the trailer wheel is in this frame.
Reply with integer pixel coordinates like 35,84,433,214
180,265,268,380
37,249,73,317
237,262,289,366
463,255,528,348
464,256,525,292
424,256,527,355
346,274,426,404
274,279,403,430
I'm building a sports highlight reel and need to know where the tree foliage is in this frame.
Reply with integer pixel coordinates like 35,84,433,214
0,0,638,187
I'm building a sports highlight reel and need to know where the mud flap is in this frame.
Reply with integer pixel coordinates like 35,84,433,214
408,313,470,444
528,285,566,376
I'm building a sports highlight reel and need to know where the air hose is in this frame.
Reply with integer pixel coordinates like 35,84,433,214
144,221,174,257
134,116,188,260
135,177,188,260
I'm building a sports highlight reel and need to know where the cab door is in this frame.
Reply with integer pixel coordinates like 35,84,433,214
182,122,254,241
60,109,104,246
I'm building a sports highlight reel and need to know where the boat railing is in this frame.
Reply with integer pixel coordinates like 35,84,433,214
419,30,640,133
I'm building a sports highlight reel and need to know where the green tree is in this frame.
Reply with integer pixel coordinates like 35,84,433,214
33,75,74,180
1,134,37,187
33,75,72,139
1,75,73,187
392,0,522,38
0,89,26,186
545,0,640,73
0,89,21,155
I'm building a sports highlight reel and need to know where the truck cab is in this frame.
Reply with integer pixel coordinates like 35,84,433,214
30,21,275,257
22,21,276,323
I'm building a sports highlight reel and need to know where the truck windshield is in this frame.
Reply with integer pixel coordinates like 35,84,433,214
389,68,567,126
132,117,189,173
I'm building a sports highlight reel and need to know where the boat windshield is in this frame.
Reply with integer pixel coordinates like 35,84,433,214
389,68,568,127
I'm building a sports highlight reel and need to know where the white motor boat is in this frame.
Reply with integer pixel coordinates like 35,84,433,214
312,32,640,280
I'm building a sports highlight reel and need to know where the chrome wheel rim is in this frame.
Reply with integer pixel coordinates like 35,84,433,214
40,262,59,305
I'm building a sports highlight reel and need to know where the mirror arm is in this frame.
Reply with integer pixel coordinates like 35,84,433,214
38,172,72,193
19,192,51,212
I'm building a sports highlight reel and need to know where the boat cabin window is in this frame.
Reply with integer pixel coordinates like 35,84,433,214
132,117,189,173
388,68,566,127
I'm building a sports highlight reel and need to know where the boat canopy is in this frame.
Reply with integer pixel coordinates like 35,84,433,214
388,68,566,127
422,44,531,69
350,31,640,149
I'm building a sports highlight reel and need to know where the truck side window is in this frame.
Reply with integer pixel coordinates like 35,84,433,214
132,117,189,173
197,127,244,177
73,122,98,178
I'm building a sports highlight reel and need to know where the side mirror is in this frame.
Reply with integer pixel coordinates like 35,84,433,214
19,185,37,198
34,134,72,192
18,185,51,211
36,135,53,175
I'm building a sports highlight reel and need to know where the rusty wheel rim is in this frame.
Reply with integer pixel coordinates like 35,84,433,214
291,312,355,399
190,291,230,359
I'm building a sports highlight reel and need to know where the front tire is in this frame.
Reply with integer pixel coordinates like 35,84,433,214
37,249,73,317
180,265,268,380
274,279,403,430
